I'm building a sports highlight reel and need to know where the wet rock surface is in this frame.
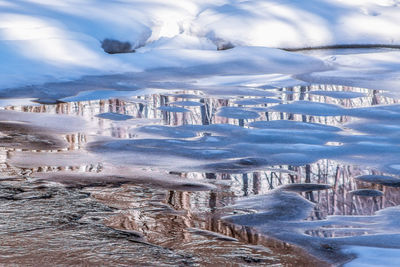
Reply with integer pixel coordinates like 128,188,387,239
0,122,67,150
101,39,135,54
0,179,322,266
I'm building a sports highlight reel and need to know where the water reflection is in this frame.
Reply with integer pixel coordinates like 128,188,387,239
1,84,400,265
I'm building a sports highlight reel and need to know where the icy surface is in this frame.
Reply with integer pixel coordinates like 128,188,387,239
344,246,400,267
1,84,400,265
298,50,400,96
0,109,87,133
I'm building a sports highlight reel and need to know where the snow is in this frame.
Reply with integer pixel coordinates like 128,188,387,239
194,0,400,49
1,0,400,97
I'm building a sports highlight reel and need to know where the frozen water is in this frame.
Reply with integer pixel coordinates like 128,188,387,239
157,106,191,113
216,106,260,119
343,246,400,267
135,125,198,139
248,120,341,132
355,175,400,187
0,109,87,134
269,101,347,116
309,90,366,99
279,183,332,192
349,189,384,197
96,113,133,121
170,101,204,107
1,84,400,266
234,97,281,106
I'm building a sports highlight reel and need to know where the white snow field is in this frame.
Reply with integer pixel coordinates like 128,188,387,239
1,0,400,95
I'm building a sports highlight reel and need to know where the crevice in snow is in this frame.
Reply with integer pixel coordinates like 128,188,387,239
216,41,235,51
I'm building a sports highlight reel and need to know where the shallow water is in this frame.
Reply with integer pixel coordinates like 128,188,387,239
1,84,400,265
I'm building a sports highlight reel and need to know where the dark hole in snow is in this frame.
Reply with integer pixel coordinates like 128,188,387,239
217,42,235,51
101,39,135,54
32,98,66,105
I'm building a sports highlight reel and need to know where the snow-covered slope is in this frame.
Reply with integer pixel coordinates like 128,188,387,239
195,0,400,49
1,0,400,95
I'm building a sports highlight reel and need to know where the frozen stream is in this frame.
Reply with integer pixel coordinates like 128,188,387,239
1,83,400,266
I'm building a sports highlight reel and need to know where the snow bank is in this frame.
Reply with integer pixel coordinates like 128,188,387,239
1,0,400,93
194,0,400,49
0,0,226,89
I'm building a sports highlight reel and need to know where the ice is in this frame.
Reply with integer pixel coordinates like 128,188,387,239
0,109,87,150
355,175,400,187
179,124,247,136
59,89,162,103
197,158,269,173
216,106,260,119
169,101,204,107
343,246,400,267
1,84,400,266
162,93,203,99
9,151,100,169
96,113,133,121
87,138,238,170
278,183,332,192
230,143,338,160
390,165,400,171
349,105,400,121
241,129,339,145
309,90,366,99
201,86,277,98
0,110,86,134
234,97,281,106
225,189,315,223
349,189,384,197
135,125,198,139
299,50,400,97
157,106,191,113
269,101,347,116
248,120,342,132
347,121,400,135
269,153,318,166
223,187,400,265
